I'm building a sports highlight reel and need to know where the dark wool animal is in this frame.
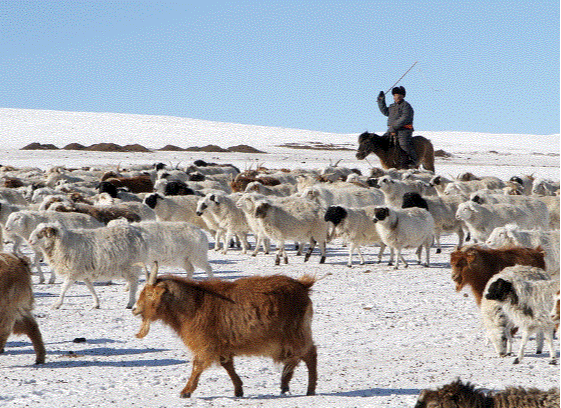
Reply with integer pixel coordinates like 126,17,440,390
356,131,435,172
401,191,429,211
133,264,317,398
415,378,559,408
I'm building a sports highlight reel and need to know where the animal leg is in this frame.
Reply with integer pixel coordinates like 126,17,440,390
82,278,101,309
220,357,244,397
304,239,317,262
280,358,300,395
377,243,386,263
424,242,431,267
544,329,557,365
387,247,395,266
221,230,233,254
347,244,356,267
52,277,75,309
12,313,46,364
0,320,14,354
318,240,326,264
182,259,195,279
125,275,139,309
536,331,544,354
513,330,530,364
181,357,210,398
415,245,422,264
31,248,46,284
302,345,317,396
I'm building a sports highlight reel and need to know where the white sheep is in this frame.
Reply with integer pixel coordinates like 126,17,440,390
244,181,296,197
28,222,146,309
0,200,28,252
372,206,434,269
108,220,213,279
469,190,550,229
195,193,251,254
323,205,387,267
443,177,505,198
253,197,329,265
484,265,558,364
486,225,560,275
532,177,560,196
455,201,544,243
535,195,560,230
143,193,212,232
378,175,435,208
299,184,384,209
4,210,104,284
235,193,271,256
0,187,28,206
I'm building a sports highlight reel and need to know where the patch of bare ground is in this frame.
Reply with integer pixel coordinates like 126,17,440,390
227,144,266,153
21,142,59,150
434,149,453,158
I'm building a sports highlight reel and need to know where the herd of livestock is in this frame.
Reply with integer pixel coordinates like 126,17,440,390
0,159,559,405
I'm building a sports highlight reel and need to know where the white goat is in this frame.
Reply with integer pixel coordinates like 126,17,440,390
455,201,544,243
323,205,386,267
372,206,434,269
484,265,558,364
244,181,296,197
4,210,104,284
486,225,560,276
195,193,251,254
29,222,146,309
143,193,211,232
108,220,213,279
254,197,328,265
378,175,435,208
299,184,384,209
235,193,271,256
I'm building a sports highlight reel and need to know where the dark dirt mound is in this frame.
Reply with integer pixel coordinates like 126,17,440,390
21,142,59,150
185,145,230,152
434,149,453,158
123,144,151,152
63,143,87,150
84,143,127,152
227,144,266,153
159,145,185,151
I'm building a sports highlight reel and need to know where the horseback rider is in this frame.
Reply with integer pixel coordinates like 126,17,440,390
377,86,418,168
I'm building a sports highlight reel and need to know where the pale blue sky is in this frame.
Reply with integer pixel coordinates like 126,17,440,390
1,1,559,135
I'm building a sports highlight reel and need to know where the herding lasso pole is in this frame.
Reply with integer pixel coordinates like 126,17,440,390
384,61,418,95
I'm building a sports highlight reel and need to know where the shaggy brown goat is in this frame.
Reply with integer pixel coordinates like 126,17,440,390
132,264,317,398
51,201,141,224
356,131,435,172
450,245,546,305
0,253,46,364
415,378,559,408
103,174,154,194
229,173,281,192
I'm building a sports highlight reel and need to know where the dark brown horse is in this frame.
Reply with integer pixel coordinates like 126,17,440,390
355,131,435,172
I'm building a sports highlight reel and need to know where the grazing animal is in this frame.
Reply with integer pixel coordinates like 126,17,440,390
29,222,146,309
415,378,559,408
372,206,434,268
355,131,435,172
450,245,546,357
485,266,558,364
324,205,387,266
0,253,46,364
132,264,317,398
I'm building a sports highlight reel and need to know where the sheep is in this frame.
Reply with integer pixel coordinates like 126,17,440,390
532,177,560,196
0,253,46,364
509,174,535,195
299,184,384,209
402,191,466,253
535,195,560,230
28,222,146,309
195,193,251,254
377,175,435,208
323,205,387,267
143,193,211,232
108,220,213,279
469,190,550,229
485,225,560,275
443,177,506,198
244,180,296,197
0,200,28,252
455,201,544,243
49,201,142,224
229,173,281,193
484,265,558,364
415,378,560,408
450,245,547,357
96,181,143,202
235,193,271,256
0,187,28,206
132,264,317,398
254,197,329,265
4,209,104,284
372,206,434,269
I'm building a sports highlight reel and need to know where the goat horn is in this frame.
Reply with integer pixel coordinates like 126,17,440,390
334,159,342,167
148,261,159,285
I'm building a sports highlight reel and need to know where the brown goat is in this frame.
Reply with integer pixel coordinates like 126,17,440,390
103,174,154,194
356,131,435,172
51,201,141,224
0,253,46,364
132,264,317,398
415,378,559,408
450,245,546,306
229,173,281,192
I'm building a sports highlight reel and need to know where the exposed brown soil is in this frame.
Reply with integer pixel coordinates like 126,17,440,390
21,142,59,150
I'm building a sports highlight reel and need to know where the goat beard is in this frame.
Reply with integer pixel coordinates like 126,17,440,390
136,319,151,338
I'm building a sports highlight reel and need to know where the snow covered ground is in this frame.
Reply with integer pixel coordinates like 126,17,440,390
0,108,559,407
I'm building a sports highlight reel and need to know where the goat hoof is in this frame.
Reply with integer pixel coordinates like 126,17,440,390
513,358,520,364
281,387,289,395
436,248,441,254
180,392,191,398
234,389,244,397
549,359,558,365
319,256,326,264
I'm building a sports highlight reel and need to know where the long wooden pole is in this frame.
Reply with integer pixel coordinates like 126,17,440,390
384,61,418,95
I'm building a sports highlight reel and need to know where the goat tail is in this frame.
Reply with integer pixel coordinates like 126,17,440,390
298,274,317,289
